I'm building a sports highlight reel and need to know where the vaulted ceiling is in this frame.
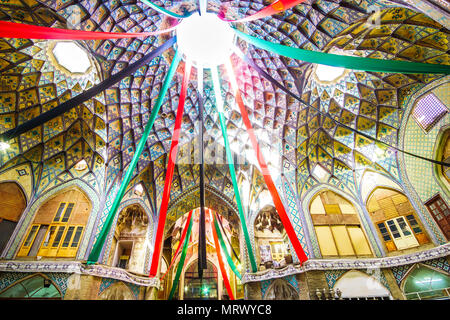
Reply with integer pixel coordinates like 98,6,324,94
0,0,448,211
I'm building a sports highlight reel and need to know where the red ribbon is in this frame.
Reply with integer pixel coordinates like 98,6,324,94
219,0,306,23
210,209,235,300
160,209,194,281
226,59,308,264
149,61,192,277
0,20,178,40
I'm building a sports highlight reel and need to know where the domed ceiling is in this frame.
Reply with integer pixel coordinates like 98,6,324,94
0,0,448,216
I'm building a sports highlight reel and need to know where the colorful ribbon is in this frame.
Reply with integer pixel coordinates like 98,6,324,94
1,38,176,142
234,29,450,75
161,210,194,281
149,60,193,276
216,211,241,263
236,49,450,168
210,209,235,300
211,67,258,273
0,20,178,40
225,59,308,263
212,211,242,280
86,48,181,265
141,0,193,19
219,0,306,23
168,214,193,300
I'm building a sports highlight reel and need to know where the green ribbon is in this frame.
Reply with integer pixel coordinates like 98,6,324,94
211,67,258,273
234,29,450,75
168,215,193,300
213,214,242,280
87,51,182,265
141,0,192,19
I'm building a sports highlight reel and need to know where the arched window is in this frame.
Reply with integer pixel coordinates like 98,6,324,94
310,190,372,258
0,182,26,254
17,188,91,258
0,274,61,299
403,265,450,300
367,188,429,252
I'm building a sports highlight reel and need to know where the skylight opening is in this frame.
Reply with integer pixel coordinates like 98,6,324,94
312,164,330,182
314,64,346,83
74,159,88,171
412,93,448,133
52,41,92,74
176,12,235,68
0,141,10,151
134,183,144,196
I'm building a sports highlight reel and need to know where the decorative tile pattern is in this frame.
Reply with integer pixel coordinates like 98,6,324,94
398,78,449,245
0,261,159,287
325,270,347,288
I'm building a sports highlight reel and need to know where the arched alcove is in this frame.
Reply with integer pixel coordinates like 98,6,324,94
427,126,450,240
367,187,430,253
183,259,218,300
17,187,92,259
254,205,291,270
309,190,373,258
160,207,241,300
333,270,391,300
0,274,62,299
436,128,450,186
108,204,150,274
98,281,135,300
263,278,299,300
0,181,27,254
402,264,450,300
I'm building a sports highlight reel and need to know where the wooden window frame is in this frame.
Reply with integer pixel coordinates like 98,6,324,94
315,224,372,258
18,201,83,258
425,194,450,240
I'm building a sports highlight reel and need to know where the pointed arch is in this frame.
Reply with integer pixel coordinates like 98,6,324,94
13,181,98,260
401,263,450,300
308,189,374,258
333,270,391,299
253,204,290,269
97,281,136,300
432,124,450,197
367,187,432,253
4,179,100,260
107,201,153,274
0,273,62,299
359,169,403,204
263,278,299,300
0,181,27,255
302,184,382,258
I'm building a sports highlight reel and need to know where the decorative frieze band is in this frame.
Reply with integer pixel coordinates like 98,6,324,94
242,244,450,284
0,261,160,287
1,244,448,286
